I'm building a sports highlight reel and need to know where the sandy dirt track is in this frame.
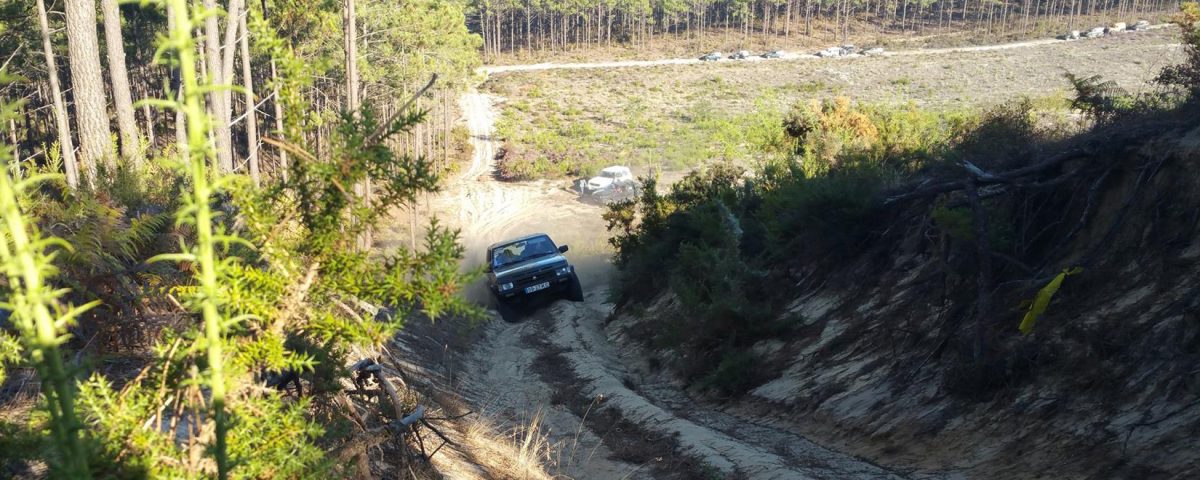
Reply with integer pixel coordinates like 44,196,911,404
385,85,922,479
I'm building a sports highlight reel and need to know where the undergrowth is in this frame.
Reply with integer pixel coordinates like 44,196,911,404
0,1,477,477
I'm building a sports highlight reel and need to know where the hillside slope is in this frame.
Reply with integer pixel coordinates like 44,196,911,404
608,112,1200,478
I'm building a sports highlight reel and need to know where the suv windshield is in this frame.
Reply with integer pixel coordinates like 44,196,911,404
601,170,621,178
491,236,558,269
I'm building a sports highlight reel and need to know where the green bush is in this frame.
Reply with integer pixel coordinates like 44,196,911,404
606,97,1049,394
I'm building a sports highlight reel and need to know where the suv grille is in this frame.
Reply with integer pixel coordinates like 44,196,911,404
511,265,558,289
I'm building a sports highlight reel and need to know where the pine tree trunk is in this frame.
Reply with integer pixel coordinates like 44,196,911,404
64,0,112,185
344,0,370,249
344,0,360,113
220,0,244,172
203,0,229,174
8,115,18,164
101,0,140,166
442,89,449,169
270,59,286,181
142,96,154,147
36,0,80,189
785,0,793,36
168,1,187,157
239,11,259,186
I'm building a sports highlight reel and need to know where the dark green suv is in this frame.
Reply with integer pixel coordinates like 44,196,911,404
486,233,583,321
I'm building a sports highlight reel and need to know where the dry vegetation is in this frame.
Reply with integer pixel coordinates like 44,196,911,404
487,28,1182,178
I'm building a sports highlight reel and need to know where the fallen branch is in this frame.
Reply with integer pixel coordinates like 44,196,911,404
885,149,1092,204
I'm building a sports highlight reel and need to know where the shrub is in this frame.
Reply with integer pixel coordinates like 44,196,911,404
1156,2,1200,97
605,98,1055,394
783,98,961,177
0,3,477,477
1065,73,1136,123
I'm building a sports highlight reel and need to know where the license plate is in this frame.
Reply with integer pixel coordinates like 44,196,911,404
524,282,550,294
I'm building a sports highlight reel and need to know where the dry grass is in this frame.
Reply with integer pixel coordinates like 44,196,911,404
456,409,557,480
486,28,1183,178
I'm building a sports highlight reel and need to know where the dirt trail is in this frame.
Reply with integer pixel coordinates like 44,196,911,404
394,85,919,479
481,25,1173,75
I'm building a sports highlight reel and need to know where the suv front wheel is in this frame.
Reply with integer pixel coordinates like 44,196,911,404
566,273,584,302
492,297,523,323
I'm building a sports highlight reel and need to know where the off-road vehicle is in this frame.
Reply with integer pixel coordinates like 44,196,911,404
576,165,640,204
486,233,583,321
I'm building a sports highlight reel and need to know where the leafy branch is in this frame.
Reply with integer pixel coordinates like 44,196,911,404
0,101,98,478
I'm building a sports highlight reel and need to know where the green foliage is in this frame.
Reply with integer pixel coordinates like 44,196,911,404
2,1,479,476
1065,73,1135,122
758,165,888,258
932,204,974,241
606,165,780,390
1156,2,1200,96
952,100,1042,172
699,350,763,395
782,98,964,176
357,0,482,90
0,329,19,384
494,91,789,180
0,100,97,478
604,97,1059,393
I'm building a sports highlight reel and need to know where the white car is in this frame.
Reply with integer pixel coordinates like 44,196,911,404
583,166,634,193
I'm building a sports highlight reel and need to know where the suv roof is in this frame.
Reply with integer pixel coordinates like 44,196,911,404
487,233,552,252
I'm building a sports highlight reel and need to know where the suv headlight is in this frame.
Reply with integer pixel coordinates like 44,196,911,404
498,282,514,292
555,265,572,276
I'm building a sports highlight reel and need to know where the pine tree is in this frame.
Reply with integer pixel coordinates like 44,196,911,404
101,0,140,165
64,0,112,184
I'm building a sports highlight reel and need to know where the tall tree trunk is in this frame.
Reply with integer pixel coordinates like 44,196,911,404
141,83,155,146
36,0,80,189
344,0,370,249
442,89,449,169
786,0,793,36
239,11,259,186
203,0,229,174
270,59,286,181
344,0,360,114
258,0,287,181
480,4,488,62
8,114,18,165
219,0,244,171
64,0,112,185
168,1,187,156
101,0,140,166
